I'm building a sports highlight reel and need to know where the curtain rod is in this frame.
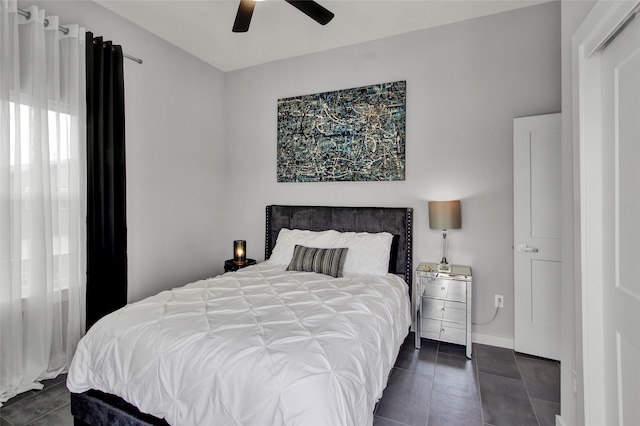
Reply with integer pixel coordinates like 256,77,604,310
16,8,143,64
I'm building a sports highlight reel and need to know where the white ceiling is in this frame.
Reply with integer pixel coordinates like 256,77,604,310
95,0,552,72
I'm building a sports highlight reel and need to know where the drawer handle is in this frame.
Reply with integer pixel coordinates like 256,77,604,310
441,308,445,313
441,287,446,291
441,328,445,333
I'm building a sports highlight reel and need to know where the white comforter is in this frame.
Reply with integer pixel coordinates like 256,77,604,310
67,261,411,426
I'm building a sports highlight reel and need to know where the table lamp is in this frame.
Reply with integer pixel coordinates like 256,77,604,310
233,240,246,265
428,200,461,272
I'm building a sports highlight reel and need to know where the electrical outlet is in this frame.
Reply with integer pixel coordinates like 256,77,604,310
495,295,504,308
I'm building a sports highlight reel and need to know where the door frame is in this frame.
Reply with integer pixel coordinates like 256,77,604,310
573,1,640,424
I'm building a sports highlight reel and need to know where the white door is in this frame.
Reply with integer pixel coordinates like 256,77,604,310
599,12,640,426
513,113,561,361
576,2,640,423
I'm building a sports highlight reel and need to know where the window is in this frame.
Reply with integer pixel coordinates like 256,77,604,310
8,101,76,295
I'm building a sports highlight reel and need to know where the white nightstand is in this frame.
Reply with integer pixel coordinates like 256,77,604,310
414,262,472,358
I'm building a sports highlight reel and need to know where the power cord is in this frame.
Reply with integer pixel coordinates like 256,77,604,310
472,306,500,326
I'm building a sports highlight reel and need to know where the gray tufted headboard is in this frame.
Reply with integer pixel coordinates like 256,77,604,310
265,205,413,295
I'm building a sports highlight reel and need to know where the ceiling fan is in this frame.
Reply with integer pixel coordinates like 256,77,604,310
232,0,335,33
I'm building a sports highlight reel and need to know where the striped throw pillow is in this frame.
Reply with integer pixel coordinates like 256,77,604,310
286,245,349,278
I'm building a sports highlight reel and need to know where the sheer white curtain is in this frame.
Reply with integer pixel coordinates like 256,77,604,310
0,0,86,405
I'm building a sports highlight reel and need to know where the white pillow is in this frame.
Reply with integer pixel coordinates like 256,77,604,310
268,228,336,266
333,231,393,276
269,228,394,276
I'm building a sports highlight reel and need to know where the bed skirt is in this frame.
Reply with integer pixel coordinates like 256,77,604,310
71,390,170,426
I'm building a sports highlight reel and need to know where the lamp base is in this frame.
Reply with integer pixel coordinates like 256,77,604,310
437,230,452,273
437,262,452,273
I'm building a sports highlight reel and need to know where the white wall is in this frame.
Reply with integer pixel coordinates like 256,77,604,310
20,0,229,303
225,2,561,342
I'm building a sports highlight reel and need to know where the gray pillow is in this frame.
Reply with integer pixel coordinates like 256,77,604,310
286,245,349,278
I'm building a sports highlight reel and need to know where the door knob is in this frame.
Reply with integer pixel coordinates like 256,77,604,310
517,244,539,253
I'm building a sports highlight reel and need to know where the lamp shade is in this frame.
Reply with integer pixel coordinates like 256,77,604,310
429,200,461,230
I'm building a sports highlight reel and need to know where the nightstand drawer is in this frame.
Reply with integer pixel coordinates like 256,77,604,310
421,317,444,339
422,278,466,302
439,321,466,345
422,299,466,323
421,319,466,345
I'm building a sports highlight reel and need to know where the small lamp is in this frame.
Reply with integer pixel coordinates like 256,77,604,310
233,240,246,265
429,200,461,273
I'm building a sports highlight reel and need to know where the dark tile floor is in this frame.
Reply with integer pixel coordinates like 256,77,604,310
0,374,72,426
374,335,560,426
0,334,560,426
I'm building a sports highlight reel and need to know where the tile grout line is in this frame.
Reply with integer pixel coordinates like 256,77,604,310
24,402,70,426
374,412,412,426
473,345,487,426
513,352,541,426
476,369,531,384
426,341,481,425
515,354,562,404
423,341,440,426
1,390,35,408
475,345,550,426
0,412,17,426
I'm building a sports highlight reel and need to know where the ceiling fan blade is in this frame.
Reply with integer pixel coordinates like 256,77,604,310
284,0,334,26
232,0,256,33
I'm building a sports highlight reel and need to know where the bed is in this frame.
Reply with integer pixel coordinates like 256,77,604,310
68,205,413,426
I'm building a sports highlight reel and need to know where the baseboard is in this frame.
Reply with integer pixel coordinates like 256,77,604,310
555,414,567,426
472,332,514,349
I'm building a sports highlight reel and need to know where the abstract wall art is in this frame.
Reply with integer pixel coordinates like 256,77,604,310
277,81,406,182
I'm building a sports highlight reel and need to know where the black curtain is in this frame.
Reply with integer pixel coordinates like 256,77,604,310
85,33,127,330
